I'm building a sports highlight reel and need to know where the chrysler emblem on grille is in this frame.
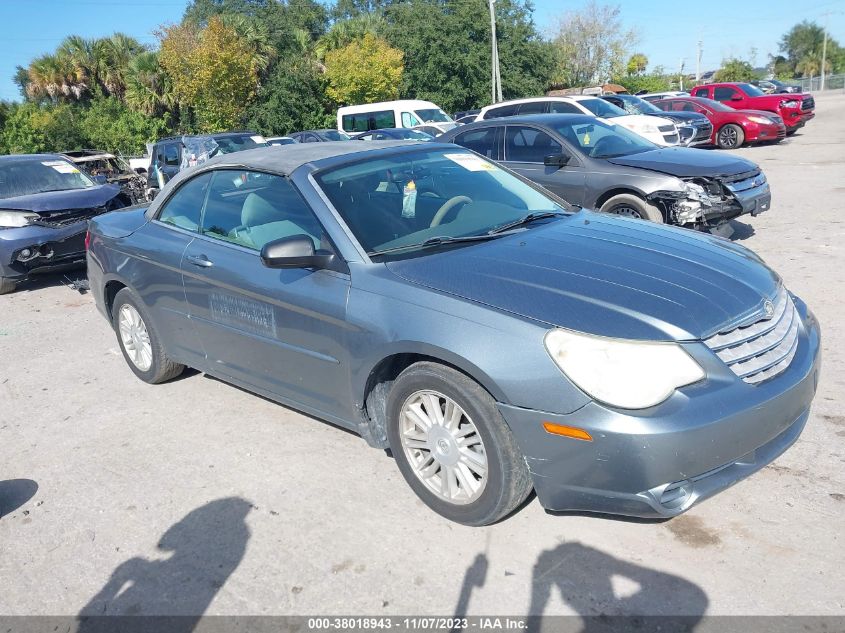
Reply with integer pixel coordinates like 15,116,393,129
763,299,775,319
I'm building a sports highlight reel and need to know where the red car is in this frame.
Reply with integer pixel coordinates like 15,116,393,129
690,82,814,135
655,96,786,149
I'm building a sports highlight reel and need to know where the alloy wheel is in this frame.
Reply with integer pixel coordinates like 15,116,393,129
398,390,488,505
118,304,153,371
719,127,739,148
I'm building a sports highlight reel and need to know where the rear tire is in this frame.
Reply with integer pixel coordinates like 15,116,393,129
386,362,533,526
600,194,663,223
0,277,17,295
111,288,185,384
717,124,745,149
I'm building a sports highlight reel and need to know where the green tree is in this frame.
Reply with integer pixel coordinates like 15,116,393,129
778,20,844,77
158,16,260,131
384,0,551,113
614,73,671,94
0,102,84,153
79,97,169,155
324,33,403,105
626,53,648,76
244,56,332,133
714,58,756,82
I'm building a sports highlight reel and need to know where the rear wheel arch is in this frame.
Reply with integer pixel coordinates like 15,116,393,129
104,280,128,315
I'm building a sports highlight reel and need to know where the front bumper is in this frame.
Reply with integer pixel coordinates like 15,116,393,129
0,222,88,280
745,122,787,143
498,302,821,518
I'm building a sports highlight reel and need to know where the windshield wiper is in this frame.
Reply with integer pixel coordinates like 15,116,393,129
487,211,565,235
368,233,501,257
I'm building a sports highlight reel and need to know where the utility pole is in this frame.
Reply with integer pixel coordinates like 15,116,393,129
696,40,703,83
488,0,502,103
679,58,686,91
820,11,830,91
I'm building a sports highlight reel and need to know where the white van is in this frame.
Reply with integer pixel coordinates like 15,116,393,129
337,100,457,135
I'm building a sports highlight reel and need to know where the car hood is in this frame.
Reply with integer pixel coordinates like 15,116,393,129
606,146,757,178
746,94,809,107
385,211,779,341
649,111,708,124
612,113,675,129
0,184,121,213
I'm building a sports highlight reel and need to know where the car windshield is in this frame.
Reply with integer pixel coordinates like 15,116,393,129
769,79,786,88
399,130,434,140
414,108,453,123
214,134,268,153
314,148,568,257
553,119,656,159
615,96,663,115
737,83,765,97
0,158,96,199
318,130,352,141
578,98,627,118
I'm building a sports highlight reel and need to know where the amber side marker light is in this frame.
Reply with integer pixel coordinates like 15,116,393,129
542,422,593,441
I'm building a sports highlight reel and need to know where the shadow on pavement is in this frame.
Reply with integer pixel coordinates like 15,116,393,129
0,479,38,517
526,542,708,631
77,497,252,632
728,219,756,241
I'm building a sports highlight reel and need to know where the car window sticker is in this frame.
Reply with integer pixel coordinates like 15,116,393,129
443,153,498,172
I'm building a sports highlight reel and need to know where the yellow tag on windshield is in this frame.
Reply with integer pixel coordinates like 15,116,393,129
584,133,591,145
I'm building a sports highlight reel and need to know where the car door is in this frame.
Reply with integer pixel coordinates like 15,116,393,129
501,124,586,206
713,85,740,107
180,168,353,420
128,172,212,368
690,86,711,99
450,125,502,160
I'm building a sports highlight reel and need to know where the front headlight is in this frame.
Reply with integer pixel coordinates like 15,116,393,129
0,210,39,228
781,100,800,109
747,115,773,125
638,123,660,134
544,329,705,409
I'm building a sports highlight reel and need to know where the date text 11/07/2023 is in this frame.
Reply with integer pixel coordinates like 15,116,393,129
307,617,528,630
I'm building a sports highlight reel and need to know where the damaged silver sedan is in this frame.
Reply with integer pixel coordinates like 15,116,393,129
440,114,771,237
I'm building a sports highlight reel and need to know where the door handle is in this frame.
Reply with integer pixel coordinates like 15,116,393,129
186,254,213,268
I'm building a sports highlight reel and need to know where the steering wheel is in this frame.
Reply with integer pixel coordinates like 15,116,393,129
430,196,472,227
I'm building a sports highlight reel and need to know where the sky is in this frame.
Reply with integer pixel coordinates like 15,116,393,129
1,0,844,101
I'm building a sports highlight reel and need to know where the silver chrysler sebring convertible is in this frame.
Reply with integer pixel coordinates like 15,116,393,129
87,141,821,525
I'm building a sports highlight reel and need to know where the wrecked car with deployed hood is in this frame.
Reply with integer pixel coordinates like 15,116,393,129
440,113,771,237
0,154,127,294
87,141,819,526
62,149,150,204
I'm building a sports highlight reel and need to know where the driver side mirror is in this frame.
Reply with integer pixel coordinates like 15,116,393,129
544,153,570,168
260,234,335,270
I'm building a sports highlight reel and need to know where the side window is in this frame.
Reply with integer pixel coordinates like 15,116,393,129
483,104,518,119
691,87,708,98
157,172,213,231
549,101,581,114
452,127,499,159
713,86,737,101
401,112,421,127
516,101,548,115
164,143,180,166
200,171,323,252
505,126,562,163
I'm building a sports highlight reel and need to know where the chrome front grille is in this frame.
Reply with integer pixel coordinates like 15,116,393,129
704,286,800,385
802,96,815,111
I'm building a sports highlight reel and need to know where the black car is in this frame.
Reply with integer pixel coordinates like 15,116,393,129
147,132,268,190
289,129,352,143
752,79,802,94
62,149,150,204
439,114,771,236
602,94,713,147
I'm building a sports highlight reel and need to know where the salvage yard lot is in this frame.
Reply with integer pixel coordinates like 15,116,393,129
1,94,844,618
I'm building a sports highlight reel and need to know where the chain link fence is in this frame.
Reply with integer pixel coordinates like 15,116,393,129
796,74,845,92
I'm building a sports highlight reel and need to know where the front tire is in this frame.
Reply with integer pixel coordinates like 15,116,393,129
386,362,533,526
600,194,663,223
111,288,185,384
717,124,745,149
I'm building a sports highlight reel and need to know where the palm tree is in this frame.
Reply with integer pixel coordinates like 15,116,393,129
125,50,173,116
27,53,79,101
99,33,147,99
315,13,385,61
218,14,275,75
57,35,100,95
